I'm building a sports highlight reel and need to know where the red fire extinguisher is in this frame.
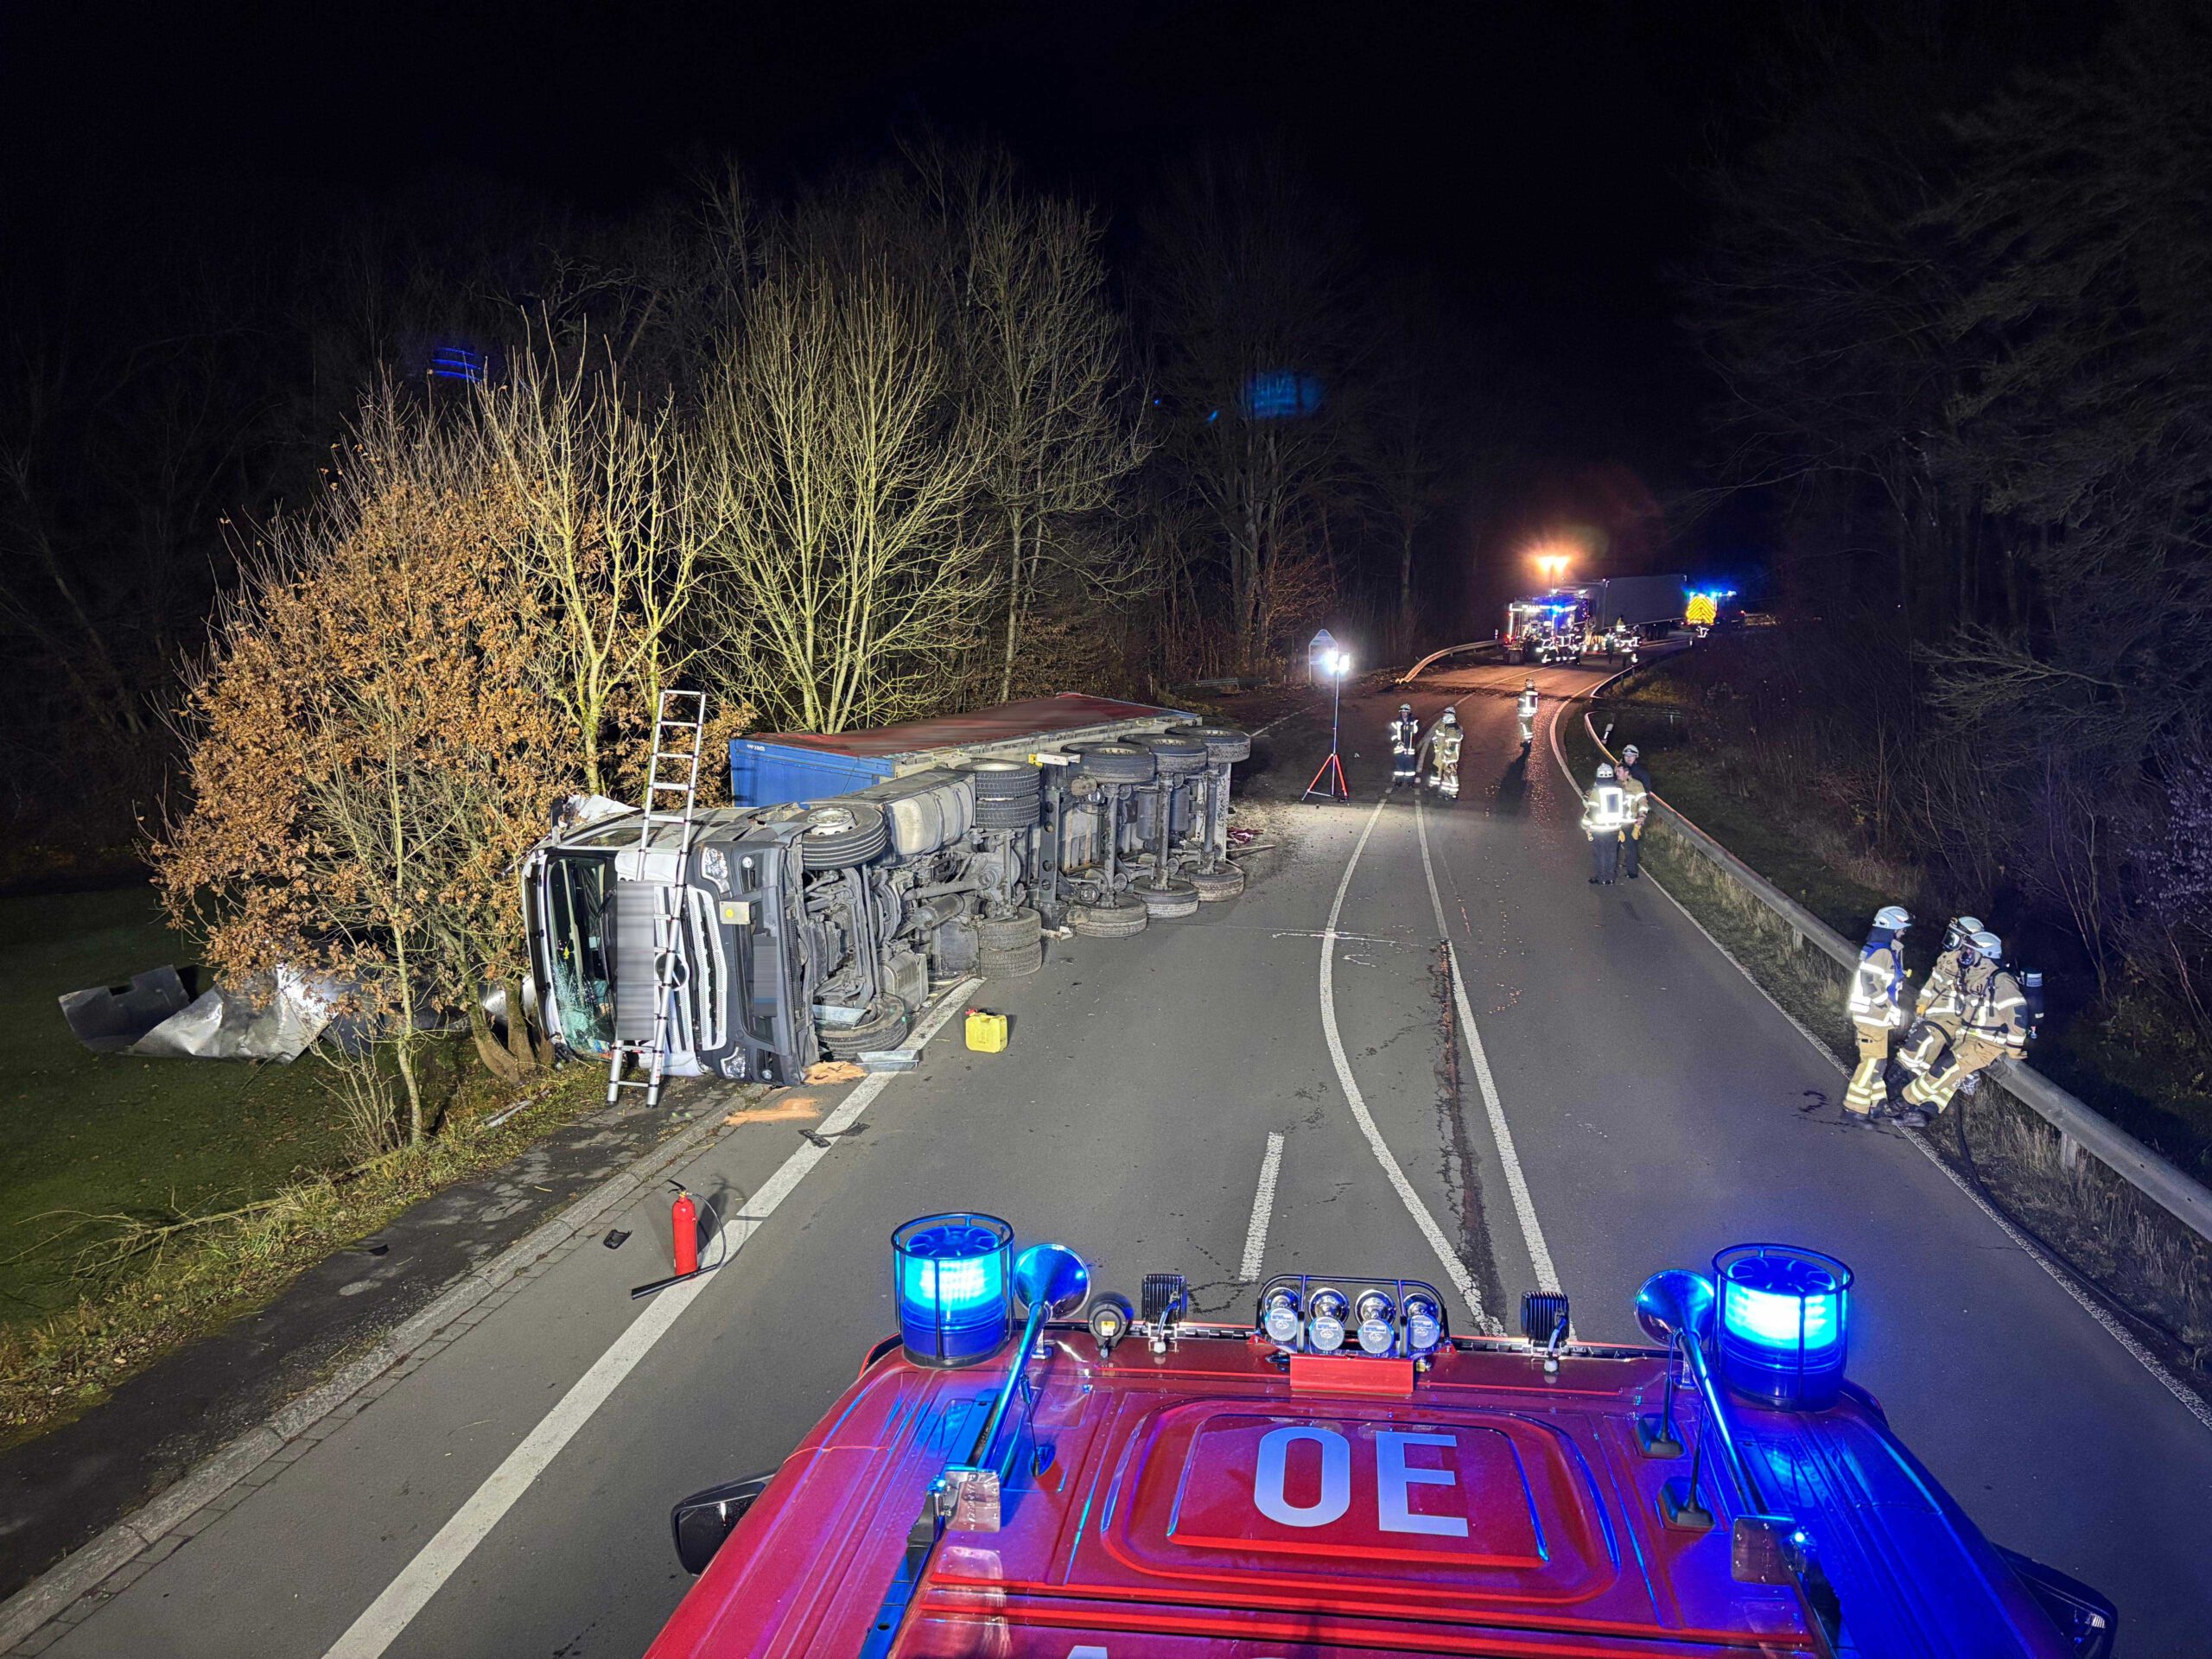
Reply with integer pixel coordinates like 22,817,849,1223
670,1181,698,1278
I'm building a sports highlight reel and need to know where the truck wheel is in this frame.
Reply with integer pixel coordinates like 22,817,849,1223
967,760,1043,799
1132,734,1209,776
978,940,1043,978
800,802,890,869
1187,865,1246,901
972,792,1041,830
977,907,1041,950
1166,723,1252,764
820,995,911,1058
1070,897,1147,938
1074,743,1154,785
1136,876,1199,918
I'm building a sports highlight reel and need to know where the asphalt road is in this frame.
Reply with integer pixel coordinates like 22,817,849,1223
36,662,2212,1656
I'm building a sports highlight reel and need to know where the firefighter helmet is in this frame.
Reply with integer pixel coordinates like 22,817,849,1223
1525,677,1536,690
1440,708,1458,726
1970,930,2002,957
1595,762,1614,779
1874,905,1910,931
1621,744,1640,762
1952,915,1984,940
1398,702,1412,716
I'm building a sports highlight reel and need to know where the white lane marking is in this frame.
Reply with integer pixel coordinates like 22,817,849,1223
1560,701,2212,1436
1240,1133,1286,1281
1319,797,1495,1330
320,980,984,1659
1413,790,1562,1296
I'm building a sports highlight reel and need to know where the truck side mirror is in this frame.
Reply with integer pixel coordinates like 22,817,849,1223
672,1471,775,1574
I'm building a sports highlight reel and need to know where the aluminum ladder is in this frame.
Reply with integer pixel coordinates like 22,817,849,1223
607,689,708,1107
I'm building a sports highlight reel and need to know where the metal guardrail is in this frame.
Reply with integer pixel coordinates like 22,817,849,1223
1397,640,1500,683
1579,697,2212,1250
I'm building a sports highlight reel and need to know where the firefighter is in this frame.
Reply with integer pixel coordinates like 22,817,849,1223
1583,763,1628,883
1895,914,1982,1085
1389,702,1421,784
1428,708,1463,798
1845,906,1911,1118
1618,761,1649,880
1516,677,1540,751
1895,931,2028,1127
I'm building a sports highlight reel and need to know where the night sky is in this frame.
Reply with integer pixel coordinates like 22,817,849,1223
2,3,1765,478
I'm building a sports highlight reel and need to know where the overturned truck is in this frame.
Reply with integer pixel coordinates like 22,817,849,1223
523,695,1252,1092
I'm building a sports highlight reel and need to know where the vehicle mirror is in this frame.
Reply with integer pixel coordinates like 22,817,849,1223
671,1471,774,1575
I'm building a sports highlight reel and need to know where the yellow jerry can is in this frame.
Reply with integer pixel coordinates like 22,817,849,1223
964,1008,1008,1053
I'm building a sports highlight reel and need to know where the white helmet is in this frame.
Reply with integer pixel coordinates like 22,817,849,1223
1953,915,1984,939
1399,702,1412,716
1440,708,1458,724
1970,930,2002,957
1621,744,1640,762
1595,762,1614,779
1874,905,1910,931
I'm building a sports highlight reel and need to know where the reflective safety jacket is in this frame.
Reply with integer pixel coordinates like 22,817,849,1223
1431,725,1463,765
1389,716,1421,753
1582,783,1630,836
1964,969,2031,1056
1517,689,1540,721
1619,775,1650,832
1916,946,1967,1023
1849,927,1910,1027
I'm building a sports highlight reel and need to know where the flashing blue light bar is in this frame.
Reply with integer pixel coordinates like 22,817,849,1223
1713,1243,1852,1410
893,1212,1014,1368
429,345,487,384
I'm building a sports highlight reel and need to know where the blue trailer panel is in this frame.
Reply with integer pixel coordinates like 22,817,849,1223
730,741,893,808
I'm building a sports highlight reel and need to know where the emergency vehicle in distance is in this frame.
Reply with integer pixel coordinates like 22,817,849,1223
1503,574,1686,665
644,1218,2116,1658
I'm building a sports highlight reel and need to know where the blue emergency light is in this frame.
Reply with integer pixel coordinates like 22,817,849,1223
893,1212,1014,1368
1713,1243,1853,1410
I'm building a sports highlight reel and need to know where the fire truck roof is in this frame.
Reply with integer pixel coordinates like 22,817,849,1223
645,1324,2075,1659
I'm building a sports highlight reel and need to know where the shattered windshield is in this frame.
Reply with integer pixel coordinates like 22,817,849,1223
545,852,616,1052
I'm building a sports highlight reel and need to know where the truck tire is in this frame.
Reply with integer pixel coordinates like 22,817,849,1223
976,907,1041,950
1133,734,1209,776
1166,723,1252,764
1070,896,1147,938
967,759,1043,799
1074,743,1154,785
978,940,1043,978
800,802,890,869
1135,876,1199,918
972,791,1041,830
820,995,911,1058
1187,865,1246,901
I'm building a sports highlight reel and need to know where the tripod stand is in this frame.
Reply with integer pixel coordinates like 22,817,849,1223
1303,664,1351,803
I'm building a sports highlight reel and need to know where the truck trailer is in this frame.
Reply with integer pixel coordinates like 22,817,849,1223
521,695,1251,1095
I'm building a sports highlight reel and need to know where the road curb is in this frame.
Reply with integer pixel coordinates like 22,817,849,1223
0,1084,756,1655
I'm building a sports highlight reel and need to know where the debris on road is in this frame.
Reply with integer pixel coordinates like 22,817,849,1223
801,1060,868,1084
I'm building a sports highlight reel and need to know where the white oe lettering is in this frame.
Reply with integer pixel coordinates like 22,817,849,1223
1376,1430,1467,1536
1252,1426,1351,1528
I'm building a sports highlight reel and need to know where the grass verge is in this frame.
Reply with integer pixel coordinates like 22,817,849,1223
0,1054,607,1451
1562,693,2212,1376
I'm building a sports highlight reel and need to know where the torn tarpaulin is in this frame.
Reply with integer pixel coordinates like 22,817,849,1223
60,965,344,1062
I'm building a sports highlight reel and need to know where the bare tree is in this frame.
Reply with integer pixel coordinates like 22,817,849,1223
939,155,1151,698
1143,152,1363,672
696,242,993,733
474,347,702,796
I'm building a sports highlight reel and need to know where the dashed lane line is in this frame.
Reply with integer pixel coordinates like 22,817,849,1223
319,978,986,1659
1239,1133,1285,1282
1318,794,1495,1331
1413,786,1562,1298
